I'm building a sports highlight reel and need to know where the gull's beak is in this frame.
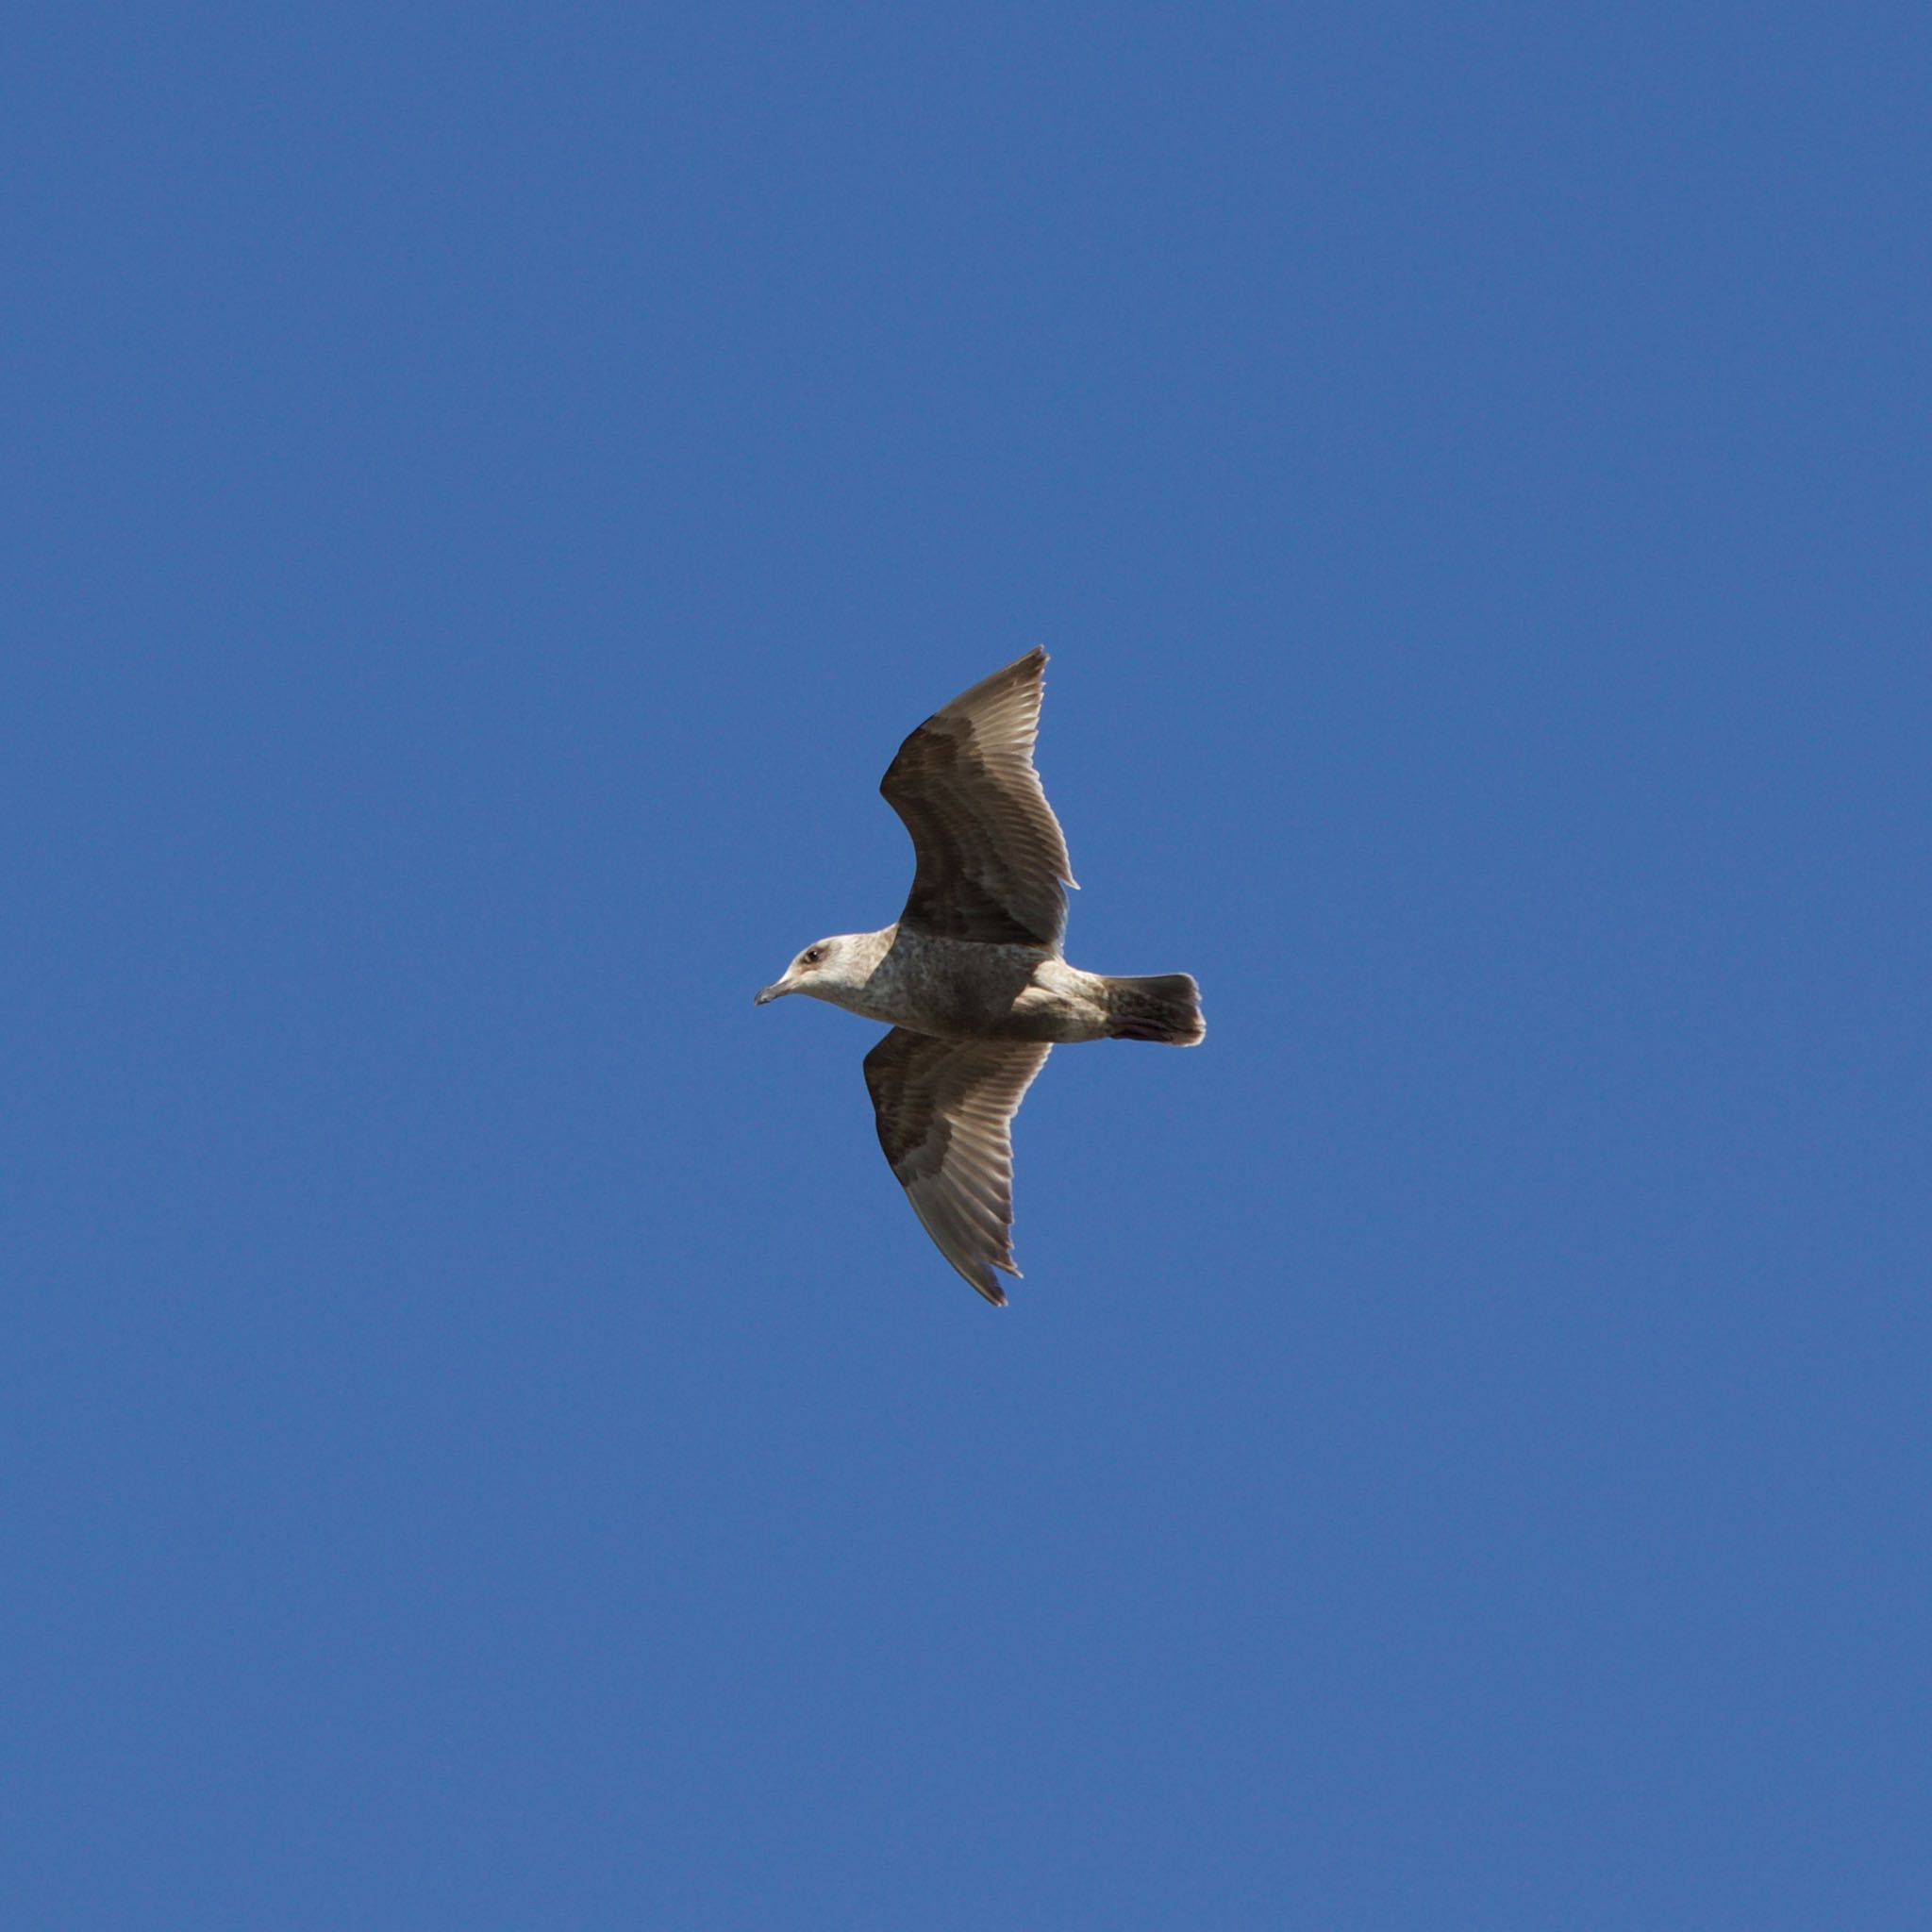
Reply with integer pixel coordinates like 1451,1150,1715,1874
754,979,792,1006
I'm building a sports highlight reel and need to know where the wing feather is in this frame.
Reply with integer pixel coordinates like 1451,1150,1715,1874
861,1027,1053,1305
879,647,1076,950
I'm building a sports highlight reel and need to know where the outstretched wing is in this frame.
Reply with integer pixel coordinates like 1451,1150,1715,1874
880,647,1076,950
862,1027,1053,1306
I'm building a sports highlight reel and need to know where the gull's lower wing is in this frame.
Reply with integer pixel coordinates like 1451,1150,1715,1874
861,1026,1053,1306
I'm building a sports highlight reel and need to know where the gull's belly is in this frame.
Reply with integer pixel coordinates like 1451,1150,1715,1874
854,938,1109,1042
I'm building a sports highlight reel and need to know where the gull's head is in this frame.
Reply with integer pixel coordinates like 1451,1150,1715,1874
756,935,858,1008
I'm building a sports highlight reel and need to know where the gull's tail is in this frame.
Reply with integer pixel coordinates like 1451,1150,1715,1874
1102,973,1205,1045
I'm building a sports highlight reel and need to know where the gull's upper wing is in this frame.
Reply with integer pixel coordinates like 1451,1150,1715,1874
862,1026,1052,1306
879,647,1076,950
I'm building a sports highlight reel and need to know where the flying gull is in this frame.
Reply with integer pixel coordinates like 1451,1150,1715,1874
756,649,1204,1305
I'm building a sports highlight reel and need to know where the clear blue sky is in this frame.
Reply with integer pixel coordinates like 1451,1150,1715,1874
6,5,1928,1926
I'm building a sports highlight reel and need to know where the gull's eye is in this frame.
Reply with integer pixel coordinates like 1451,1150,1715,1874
803,946,824,966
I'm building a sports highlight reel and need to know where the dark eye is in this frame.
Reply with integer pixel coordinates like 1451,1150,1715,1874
803,946,824,966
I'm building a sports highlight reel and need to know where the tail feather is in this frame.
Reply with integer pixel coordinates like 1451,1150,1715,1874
1103,973,1205,1045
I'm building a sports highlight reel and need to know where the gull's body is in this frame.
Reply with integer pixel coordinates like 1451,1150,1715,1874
762,924,1123,1043
756,649,1203,1305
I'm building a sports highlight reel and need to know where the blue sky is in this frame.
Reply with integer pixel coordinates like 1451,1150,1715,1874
5,5,1928,1926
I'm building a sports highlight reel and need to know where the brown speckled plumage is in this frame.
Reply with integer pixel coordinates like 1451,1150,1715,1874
756,649,1203,1305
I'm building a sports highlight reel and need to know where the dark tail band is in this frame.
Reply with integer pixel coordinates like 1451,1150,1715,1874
1103,973,1205,1045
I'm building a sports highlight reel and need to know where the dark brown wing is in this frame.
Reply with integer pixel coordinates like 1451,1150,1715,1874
862,1027,1053,1306
880,647,1076,950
